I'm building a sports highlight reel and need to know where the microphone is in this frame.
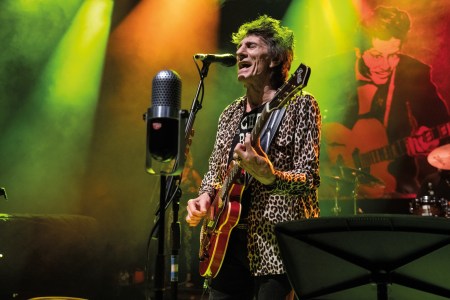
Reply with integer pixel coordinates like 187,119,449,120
147,70,181,162
194,53,237,67
145,70,187,175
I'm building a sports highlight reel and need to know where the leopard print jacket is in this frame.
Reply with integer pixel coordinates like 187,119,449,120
199,92,321,276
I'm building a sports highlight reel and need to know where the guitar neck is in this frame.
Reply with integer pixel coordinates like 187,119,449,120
357,121,450,168
249,105,272,146
357,139,407,169
249,64,310,145
217,162,242,201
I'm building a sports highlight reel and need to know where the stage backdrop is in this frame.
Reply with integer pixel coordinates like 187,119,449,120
285,0,450,214
0,0,449,291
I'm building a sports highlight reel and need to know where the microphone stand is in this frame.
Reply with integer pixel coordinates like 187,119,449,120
153,175,167,300
149,61,211,300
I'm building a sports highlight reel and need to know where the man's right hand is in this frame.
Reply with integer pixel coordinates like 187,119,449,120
186,192,211,226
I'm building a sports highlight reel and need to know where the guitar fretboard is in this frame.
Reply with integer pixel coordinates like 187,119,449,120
250,65,310,144
357,121,450,168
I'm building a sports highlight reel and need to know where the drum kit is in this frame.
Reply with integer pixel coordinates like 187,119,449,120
410,143,450,218
324,165,385,216
325,143,450,217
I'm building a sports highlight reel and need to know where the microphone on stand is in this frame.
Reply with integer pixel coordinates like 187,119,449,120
144,70,187,175
194,53,237,67
144,70,189,300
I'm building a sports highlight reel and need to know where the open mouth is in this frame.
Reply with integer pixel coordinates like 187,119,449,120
376,73,390,79
239,61,252,70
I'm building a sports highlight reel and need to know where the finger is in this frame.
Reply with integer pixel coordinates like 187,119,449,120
232,150,244,168
243,133,252,148
233,152,240,161
185,214,192,224
190,205,207,218
185,215,199,226
234,142,245,156
199,199,210,213
186,205,195,220
185,211,196,225
186,207,201,220
187,199,195,210
187,200,202,217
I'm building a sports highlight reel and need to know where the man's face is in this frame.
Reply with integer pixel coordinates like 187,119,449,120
362,37,402,85
236,35,273,85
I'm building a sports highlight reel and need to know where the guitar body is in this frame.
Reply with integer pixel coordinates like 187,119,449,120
322,122,357,168
199,183,243,278
352,119,396,194
323,119,396,197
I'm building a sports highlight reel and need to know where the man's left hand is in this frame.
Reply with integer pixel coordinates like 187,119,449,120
233,133,276,185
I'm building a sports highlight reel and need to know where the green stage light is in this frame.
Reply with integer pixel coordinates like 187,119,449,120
284,0,360,119
0,0,114,212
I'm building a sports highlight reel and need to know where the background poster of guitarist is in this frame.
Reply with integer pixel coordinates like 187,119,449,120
308,3,450,204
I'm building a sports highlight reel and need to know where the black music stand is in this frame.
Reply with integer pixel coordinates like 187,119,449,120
274,214,450,300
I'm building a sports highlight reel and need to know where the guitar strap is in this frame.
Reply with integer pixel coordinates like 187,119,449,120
260,105,287,153
245,105,287,186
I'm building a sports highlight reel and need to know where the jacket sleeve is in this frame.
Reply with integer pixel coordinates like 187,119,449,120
198,100,243,199
265,93,322,195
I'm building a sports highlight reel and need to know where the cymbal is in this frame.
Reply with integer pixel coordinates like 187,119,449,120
428,144,450,170
331,166,385,186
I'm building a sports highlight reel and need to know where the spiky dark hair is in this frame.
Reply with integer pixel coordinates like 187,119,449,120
231,15,294,88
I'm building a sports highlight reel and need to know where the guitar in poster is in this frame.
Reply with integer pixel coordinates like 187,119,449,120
322,118,450,197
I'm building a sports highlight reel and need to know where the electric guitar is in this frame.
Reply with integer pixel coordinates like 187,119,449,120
198,63,311,278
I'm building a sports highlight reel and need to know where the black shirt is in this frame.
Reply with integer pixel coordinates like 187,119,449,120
228,104,264,219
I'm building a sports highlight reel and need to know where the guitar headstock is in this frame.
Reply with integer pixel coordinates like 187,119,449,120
267,63,311,111
293,63,311,90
